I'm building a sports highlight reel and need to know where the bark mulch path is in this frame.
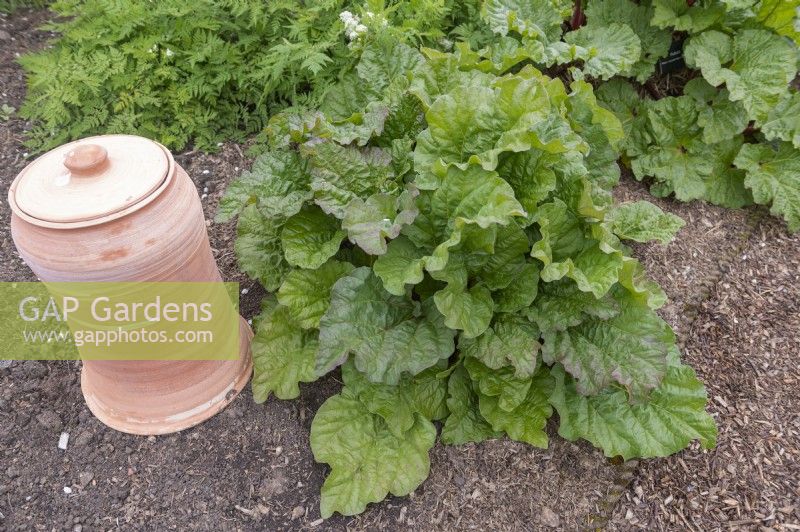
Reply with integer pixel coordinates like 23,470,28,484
1,8,798,532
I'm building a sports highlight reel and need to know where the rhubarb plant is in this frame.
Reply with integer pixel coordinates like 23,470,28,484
462,0,800,231
220,34,716,518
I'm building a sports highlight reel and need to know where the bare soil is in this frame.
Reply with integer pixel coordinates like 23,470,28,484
1,8,798,532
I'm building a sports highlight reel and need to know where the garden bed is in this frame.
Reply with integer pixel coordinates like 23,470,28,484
1,8,798,531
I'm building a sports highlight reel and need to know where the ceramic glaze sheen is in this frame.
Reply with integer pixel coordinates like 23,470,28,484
9,135,253,435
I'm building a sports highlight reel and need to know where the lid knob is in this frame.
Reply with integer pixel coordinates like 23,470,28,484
64,144,108,175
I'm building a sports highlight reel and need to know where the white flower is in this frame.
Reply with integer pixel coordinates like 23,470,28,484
165,48,174,58
339,10,354,23
355,24,367,33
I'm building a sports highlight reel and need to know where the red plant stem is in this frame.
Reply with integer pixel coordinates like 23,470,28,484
571,0,586,30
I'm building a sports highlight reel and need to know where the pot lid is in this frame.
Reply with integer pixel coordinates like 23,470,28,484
10,135,170,224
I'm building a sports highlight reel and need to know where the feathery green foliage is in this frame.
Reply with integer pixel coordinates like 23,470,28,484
19,0,486,152
0,0,49,13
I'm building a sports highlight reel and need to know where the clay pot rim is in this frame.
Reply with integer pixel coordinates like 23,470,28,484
8,135,176,230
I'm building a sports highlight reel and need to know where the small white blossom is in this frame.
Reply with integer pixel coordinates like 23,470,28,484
165,48,174,58
340,10,367,41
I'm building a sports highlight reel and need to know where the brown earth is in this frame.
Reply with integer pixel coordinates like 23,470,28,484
1,8,798,532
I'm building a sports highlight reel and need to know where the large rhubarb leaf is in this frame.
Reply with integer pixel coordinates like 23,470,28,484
734,142,800,232
459,314,541,378
441,364,500,444
342,361,448,437
584,0,671,81
311,390,436,517
526,279,620,332
651,0,725,32
317,267,455,383
234,204,289,292
281,206,346,269
559,23,642,80
434,283,495,338
629,96,752,208
761,92,800,149
542,287,673,400
251,306,318,402
608,201,685,244
342,188,419,255
685,29,797,122
478,368,554,447
216,150,311,223
276,260,355,329
550,358,717,460
373,235,427,296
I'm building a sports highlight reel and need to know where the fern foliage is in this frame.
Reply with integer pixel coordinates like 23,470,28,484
19,0,485,152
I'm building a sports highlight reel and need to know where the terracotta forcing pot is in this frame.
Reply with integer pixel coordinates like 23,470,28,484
8,134,253,435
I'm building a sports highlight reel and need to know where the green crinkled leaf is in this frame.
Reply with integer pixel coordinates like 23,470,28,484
464,356,534,412
651,0,725,32
342,360,448,437
618,256,668,310
430,164,527,230
321,73,379,123
608,201,685,244
477,222,531,290
325,101,391,147
566,80,624,186
311,390,436,518
720,0,757,9
595,78,650,156
526,279,620,332
281,206,346,269
409,48,486,109
234,204,289,292
251,306,318,402
373,235,427,296
559,23,642,80
684,78,749,145
441,364,500,444
482,0,568,43
434,283,495,339
357,37,424,100
342,187,419,255
496,150,558,214
734,142,800,232
762,92,800,149
414,71,584,176
317,267,455,383
493,261,540,313
584,0,671,82
216,149,311,223
479,368,554,447
685,29,797,123
755,0,800,45
629,96,752,208
459,314,540,378
550,359,717,460
531,200,623,298
304,142,396,218
276,260,355,329
542,287,673,400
